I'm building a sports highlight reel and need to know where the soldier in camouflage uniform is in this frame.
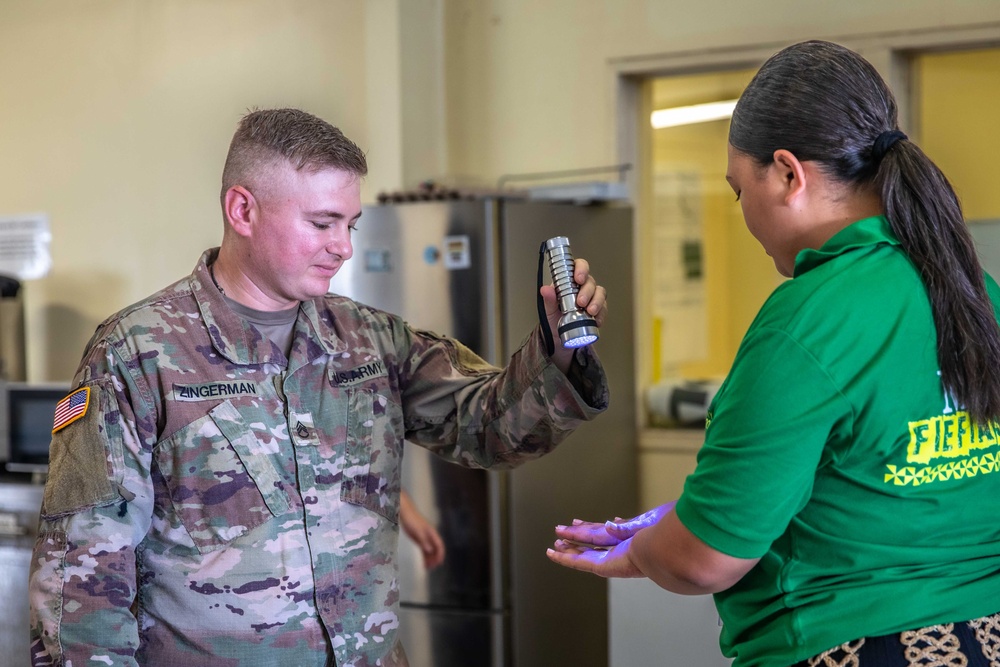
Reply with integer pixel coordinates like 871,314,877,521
28,108,609,666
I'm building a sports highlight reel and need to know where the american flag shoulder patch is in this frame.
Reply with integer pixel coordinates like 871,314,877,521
52,387,91,433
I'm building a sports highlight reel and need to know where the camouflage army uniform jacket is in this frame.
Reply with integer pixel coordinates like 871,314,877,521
28,248,608,667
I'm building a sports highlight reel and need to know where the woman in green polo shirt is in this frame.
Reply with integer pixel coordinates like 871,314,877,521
547,40,1000,666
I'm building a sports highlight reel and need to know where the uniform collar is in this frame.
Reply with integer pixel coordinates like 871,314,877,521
191,248,345,366
793,215,900,278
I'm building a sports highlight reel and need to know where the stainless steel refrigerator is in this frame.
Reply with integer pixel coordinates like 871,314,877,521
328,198,637,667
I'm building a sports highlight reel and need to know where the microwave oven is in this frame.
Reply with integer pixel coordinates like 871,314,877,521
0,381,71,474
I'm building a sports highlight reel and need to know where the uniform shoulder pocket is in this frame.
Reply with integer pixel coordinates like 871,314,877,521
41,380,123,518
412,329,496,377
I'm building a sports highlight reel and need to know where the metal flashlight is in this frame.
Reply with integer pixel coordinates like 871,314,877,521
544,236,599,349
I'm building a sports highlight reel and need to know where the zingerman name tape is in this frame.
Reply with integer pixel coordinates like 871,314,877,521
173,381,260,402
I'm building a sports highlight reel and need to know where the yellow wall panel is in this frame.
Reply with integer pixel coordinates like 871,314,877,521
915,48,1000,221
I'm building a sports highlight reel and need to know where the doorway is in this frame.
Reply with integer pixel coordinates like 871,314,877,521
642,67,782,397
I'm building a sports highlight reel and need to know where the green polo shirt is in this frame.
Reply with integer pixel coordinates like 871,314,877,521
675,215,1000,667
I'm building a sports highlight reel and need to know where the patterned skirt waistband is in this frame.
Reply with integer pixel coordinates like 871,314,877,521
791,611,1000,667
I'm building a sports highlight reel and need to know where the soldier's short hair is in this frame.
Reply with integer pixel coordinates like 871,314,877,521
220,108,367,202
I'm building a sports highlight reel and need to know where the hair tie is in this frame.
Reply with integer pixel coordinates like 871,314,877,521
872,129,907,162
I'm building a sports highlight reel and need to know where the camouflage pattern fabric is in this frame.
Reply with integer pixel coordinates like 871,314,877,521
28,248,608,667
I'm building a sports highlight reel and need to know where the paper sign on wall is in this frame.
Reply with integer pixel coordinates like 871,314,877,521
652,172,706,377
0,214,51,280
443,235,471,270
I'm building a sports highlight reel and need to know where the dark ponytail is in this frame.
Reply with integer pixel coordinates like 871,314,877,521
876,140,1000,424
729,40,1000,425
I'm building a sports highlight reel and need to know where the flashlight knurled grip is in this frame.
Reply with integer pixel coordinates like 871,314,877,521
544,236,599,349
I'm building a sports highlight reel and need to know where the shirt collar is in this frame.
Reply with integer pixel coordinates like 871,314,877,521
191,248,345,365
793,215,900,278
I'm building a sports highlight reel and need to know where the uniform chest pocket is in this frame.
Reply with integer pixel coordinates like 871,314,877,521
340,387,403,524
155,401,290,553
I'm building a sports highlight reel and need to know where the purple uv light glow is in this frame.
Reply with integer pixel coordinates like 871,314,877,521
564,334,598,348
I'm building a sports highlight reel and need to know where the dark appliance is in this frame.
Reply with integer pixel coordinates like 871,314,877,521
329,198,637,667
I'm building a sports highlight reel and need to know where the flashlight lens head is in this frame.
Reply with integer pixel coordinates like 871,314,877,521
557,312,599,349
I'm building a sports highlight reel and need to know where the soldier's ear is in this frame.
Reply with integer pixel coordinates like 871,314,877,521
223,186,257,238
